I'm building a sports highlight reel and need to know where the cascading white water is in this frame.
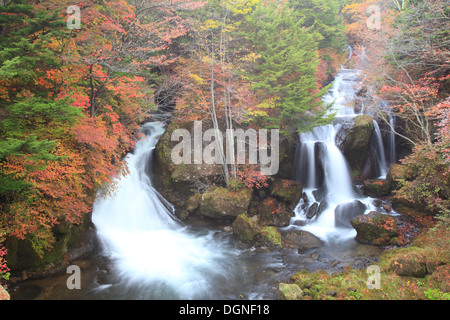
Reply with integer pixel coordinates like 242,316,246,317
372,120,389,178
292,67,381,242
388,116,396,166
92,122,230,299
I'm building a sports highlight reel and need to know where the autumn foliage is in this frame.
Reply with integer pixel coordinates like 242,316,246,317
0,0,203,260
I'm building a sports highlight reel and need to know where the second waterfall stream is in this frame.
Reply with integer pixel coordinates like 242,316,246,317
291,66,395,242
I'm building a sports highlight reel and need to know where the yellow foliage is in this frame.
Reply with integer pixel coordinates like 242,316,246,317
188,73,205,85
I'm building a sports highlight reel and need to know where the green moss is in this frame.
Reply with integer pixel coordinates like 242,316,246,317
258,226,282,247
232,214,260,244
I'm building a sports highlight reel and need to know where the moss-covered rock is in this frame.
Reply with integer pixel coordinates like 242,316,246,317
199,187,252,220
153,120,222,202
350,211,398,246
258,226,282,248
361,179,392,197
258,197,292,227
279,283,304,300
270,179,303,206
390,252,427,278
232,214,260,244
340,114,374,171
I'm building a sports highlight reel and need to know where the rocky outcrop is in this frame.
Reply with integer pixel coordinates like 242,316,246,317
199,187,253,220
350,211,398,245
334,200,367,228
361,179,391,198
270,179,303,206
339,114,374,174
231,214,260,244
258,197,293,227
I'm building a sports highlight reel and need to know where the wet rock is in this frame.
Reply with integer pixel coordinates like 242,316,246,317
282,230,324,253
306,202,319,219
257,226,282,248
350,211,398,246
279,283,303,300
309,252,320,260
334,200,367,229
340,114,374,171
231,214,260,244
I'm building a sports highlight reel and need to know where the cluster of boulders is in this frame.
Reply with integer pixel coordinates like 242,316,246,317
153,119,418,251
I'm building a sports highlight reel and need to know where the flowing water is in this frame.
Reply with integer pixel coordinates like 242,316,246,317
9,67,395,301
290,67,398,243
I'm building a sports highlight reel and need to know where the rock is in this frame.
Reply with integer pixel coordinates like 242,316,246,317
279,283,304,300
258,197,292,227
334,200,367,229
258,226,282,248
199,187,252,220
390,253,427,278
350,211,398,245
282,230,324,253
232,214,260,244
340,114,374,171
306,202,319,219
317,200,329,217
309,252,320,260
270,179,303,205
361,179,391,197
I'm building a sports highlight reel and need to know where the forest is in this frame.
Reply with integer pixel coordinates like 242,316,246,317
0,0,449,301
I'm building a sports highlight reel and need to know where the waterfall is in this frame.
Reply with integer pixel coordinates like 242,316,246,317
92,122,230,299
388,116,396,166
372,120,389,178
292,67,377,242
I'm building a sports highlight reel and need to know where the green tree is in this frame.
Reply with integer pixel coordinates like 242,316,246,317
245,1,332,135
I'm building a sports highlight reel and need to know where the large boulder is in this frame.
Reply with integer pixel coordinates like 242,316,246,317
339,114,374,172
282,230,324,253
199,187,252,220
279,283,304,300
258,197,293,227
350,211,398,245
334,200,367,228
232,214,260,244
270,179,303,206
361,179,391,198
258,226,282,248
153,120,222,203
390,253,427,278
